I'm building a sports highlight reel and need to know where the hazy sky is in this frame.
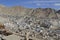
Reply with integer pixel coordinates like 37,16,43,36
0,0,60,9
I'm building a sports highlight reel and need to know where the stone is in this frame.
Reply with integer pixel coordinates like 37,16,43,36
3,34,20,40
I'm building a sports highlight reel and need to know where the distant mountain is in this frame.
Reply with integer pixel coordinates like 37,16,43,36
0,5,59,19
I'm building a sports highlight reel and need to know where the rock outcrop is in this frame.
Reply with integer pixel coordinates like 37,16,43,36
0,5,60,40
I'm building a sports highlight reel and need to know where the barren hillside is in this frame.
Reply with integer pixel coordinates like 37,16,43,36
0,5,60,40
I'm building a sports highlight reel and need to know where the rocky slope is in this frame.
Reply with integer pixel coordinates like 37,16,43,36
0,5,60,40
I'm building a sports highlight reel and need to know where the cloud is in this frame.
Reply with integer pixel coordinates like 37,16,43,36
24,0,60,5
36,3,41,6
23,0,60,7
54,3,60,6
31,0,60,3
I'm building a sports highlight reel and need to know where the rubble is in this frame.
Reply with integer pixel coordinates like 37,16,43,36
0,6,60,40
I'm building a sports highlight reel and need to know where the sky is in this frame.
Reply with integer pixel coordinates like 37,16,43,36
0,0,60,9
